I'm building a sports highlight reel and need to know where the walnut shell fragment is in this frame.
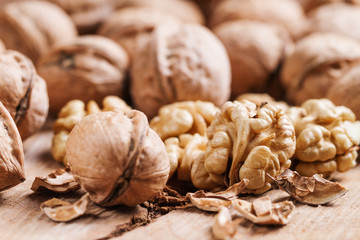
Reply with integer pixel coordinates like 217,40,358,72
31,168,80,193
212,207,237,240
287,99,360,176
67,111,170,207
270,169,349,205
231,197,295,225
186,179,249,212
150,101,219,141
0,1,77,63
0,102,25,191
37,35,129,114
205,100,296,194
0,50,49,140
41,194,90,222
131,22,231,118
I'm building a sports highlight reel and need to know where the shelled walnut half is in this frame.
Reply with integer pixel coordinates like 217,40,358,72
287,99,360,176
205,100,296,194
52,96,131,165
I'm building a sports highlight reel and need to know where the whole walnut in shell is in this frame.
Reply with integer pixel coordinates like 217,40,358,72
204,100,296,194
0,50,49,140
37,35,129,114
210,0,307,40
307,3,360,42
98,7,179,60
213,20,291,98
66,110,170,207
0,102,25,191
131,22,231,119
0,1,77,63
287,99,360,176
115,0,204,25
44,0,115,34
281,32,360,105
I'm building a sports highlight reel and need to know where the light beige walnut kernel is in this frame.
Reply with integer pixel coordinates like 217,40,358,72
150,101,219,141
52,96,130,165
235,93,289,113
205,100,296,194
287,99,360,176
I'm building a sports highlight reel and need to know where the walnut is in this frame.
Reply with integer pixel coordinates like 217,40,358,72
209,0,307,40
287,99,360,176
98,7,179,60
235,93,289,113
307,3,360,42
327,63,360,119
52,96,130,165
164,134,220,190
131,22,231,118
0,39,4,51
0,101,25,191
150,101,219,141
114,0,205,25
281,32,360,105
0,1,77,63
37,35,129,114
204,100,296,194
0,50,49,140
66,110,170,207
213,20,291,97
296,0,360,12
44,0,115,34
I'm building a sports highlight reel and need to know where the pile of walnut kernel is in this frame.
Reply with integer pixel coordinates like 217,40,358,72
1,0,360,239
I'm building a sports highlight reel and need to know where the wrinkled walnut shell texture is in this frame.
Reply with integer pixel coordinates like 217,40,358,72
0,50,49,140
37,36,129,114
0,1,77,63
131,23,231,118
67,111,170,207
0,102,25,191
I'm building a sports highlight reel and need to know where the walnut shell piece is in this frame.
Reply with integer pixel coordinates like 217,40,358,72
205,100,296,194
131,23,231,118
37,35,129,114
0,50,49,140
66,110,170,207
0,1,77,63
0,101,25,191
281,33,360,105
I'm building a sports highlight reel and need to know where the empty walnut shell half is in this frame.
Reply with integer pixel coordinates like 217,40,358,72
45,0,115,34
66,110,170,207
0,50,49,140
0,101,25,191
281,32,360,105
214,20,291,97
210,0,307,40
205,100,296,194
131,22,231,119
0,1,77,63
37,35,129,114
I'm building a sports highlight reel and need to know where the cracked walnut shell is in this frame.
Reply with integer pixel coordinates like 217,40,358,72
204,100,296,194
37,35,129,114
0,1,77,63
287,99,360,176
131,22,231,119
0,50,49,140
0,101,25,191
66,110,170,207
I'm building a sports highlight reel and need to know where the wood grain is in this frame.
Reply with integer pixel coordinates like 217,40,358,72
1,130,360,240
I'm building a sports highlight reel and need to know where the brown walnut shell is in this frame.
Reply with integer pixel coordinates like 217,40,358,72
297,0,360,12
37,35,129,114
131,22,231,119
0,50,49,140
0,1,77,63
66,110,170,207
0,101,25,191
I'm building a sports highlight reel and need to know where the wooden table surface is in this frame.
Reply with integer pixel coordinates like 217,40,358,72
1,130,360,240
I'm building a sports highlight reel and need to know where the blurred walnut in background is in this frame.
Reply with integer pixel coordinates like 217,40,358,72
296,0,360,13
0,1,77,63
37,35,129,114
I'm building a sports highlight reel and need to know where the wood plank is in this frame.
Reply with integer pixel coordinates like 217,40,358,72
1,130,360,240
